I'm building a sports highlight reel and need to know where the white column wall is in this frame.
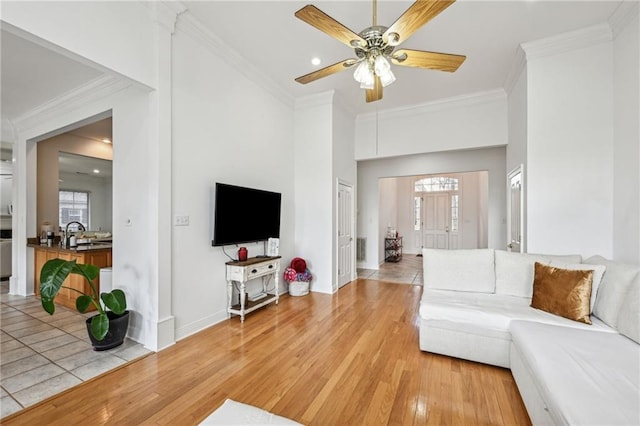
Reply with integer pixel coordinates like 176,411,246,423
331,101,357,290
526,41,614,258
612,12,640,264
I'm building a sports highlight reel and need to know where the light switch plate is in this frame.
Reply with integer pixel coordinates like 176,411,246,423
175,215,189,226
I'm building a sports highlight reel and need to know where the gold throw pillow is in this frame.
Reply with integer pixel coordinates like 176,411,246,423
531,262,594,324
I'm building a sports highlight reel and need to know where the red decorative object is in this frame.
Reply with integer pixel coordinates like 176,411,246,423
291,257,307,273
238,247,248,261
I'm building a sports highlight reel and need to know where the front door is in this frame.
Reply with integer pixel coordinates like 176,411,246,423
423,193,454,249
337,182,354,288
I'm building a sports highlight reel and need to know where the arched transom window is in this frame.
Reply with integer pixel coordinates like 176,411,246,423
414,177,459,192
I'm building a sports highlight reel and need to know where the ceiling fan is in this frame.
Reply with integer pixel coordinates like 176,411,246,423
294,0,466,103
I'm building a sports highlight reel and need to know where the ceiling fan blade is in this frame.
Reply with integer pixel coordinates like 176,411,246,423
295,5,366,49
391,49,466,72
365,76,383,103
383,0,456,46
295,59,358,85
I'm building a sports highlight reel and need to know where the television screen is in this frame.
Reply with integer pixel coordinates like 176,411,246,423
212,183,281,246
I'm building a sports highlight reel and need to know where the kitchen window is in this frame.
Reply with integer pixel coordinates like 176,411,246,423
59,190,89,230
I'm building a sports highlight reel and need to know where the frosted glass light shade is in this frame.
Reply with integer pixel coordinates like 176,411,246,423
374,55,391,76
380,69,396,87
353,62,370,83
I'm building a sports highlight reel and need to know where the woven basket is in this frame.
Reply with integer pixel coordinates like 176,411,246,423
289,281,309,296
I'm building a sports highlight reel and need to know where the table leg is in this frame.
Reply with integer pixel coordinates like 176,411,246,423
240,281,246,322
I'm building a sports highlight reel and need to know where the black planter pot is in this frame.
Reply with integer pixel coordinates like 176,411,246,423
86,310,130,351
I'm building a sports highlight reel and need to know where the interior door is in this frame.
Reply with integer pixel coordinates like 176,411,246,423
337,182,353,288
422,193,450,249
508,166,523,253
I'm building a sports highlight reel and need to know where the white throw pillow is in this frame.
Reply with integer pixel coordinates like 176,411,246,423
584,255,640,328
495,251,582,298
423,248,495,293
548,261,606,313
616,275,640,344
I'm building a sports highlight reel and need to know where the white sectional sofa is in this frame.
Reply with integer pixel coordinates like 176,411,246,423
419,248,640,425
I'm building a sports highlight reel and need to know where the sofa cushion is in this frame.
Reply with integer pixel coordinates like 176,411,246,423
510,320,640,426
584,255,640,328
531,262,594,324
420,289,614,334
548,261,606,313
423,248,495,293
494,251,582,298
617,275,640,344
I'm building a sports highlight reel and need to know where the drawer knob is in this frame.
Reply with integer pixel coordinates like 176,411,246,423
251,269,257,274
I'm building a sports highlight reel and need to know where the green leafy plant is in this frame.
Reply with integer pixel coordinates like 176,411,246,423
40,258,127,341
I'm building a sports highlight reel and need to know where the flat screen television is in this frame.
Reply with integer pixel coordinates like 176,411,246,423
211,182,281,246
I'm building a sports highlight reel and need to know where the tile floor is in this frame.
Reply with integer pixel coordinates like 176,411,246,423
0,280,151,418
357,253,423,285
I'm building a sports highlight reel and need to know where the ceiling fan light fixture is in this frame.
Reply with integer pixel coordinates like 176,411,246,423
380,69,396,87
353,61,370,83
374,55,391,76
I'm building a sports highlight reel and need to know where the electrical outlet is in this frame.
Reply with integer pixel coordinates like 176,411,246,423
174,215,189,226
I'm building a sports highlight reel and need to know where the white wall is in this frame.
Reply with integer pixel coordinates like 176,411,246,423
171,25,295,339
331,100,357,290
293,93,333,294
355,90,507,160
526,38,614,258
612,12,640,264
377,177,398,262
358,147,506,269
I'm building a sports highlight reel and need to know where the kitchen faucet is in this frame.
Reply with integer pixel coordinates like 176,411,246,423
64,221,86,247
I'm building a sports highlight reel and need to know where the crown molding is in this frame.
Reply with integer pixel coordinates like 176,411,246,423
521,23,612,61
294,91,335,110
12,75,130,133
356,89,506,122
609,0,639,39
176,12,294,109
504,45,526,96
147,1,187,34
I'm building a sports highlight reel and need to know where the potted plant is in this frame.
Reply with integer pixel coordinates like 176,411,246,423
39,258,129,351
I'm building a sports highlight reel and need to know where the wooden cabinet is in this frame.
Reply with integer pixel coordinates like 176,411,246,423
32,245,112,311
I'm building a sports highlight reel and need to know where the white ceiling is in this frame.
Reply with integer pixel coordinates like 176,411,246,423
0,0,623,125
184,0,622,113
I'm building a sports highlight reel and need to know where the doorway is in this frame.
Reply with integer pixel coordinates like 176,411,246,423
337,181,354,289
507,165,524,253
379,171,488,257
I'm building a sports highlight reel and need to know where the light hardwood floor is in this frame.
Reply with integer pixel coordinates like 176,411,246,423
3,279,531,425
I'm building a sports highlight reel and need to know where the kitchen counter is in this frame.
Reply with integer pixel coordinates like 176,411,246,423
29,240,112,311
27,242,112,252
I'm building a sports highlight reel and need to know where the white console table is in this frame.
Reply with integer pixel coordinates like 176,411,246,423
226,256,281,322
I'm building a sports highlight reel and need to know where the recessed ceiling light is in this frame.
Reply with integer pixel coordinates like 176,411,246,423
311,57,321,66
93,169,100,174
